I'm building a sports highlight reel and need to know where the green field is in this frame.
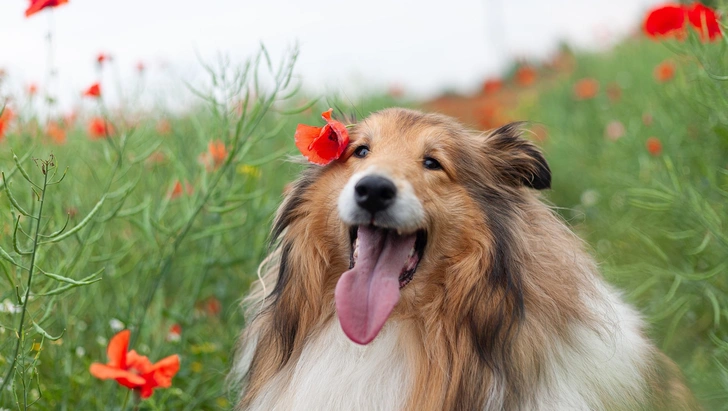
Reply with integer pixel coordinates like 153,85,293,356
1,29,728,410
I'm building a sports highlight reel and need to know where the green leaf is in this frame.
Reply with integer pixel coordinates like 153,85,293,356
33,322,64,341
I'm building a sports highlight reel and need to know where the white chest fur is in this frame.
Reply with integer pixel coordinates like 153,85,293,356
247,320,414,411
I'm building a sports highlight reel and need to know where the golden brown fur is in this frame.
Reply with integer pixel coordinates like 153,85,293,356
232,108,698,410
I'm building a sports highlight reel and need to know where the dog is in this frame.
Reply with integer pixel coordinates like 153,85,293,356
231,108,698,410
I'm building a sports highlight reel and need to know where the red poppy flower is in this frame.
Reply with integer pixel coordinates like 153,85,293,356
295,109,349,166
136,62,146,73
687,3,721,41
25,0,68,17
646,137,663,156
606,82,622,102
208,140,227,168
482,78,503,95
83,83,101,98
515,66,537,87
90,330,180,399
0,108,14,142
46,121,66,144
156,119,171,135
169,180,193,200
573,78,600,100
654,60,676,82
96,53,111,65
28,83,38,96
88,117,114,139
203,297,221,316
166,324,182,342
643,4,688,39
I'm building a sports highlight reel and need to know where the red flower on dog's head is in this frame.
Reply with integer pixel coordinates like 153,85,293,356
90,330,180,399
295,109,349,166
83,83,101,98
25,0,68,17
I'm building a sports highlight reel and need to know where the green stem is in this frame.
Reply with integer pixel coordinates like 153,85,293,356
0,167,49,399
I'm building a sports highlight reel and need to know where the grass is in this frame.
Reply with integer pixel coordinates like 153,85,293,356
1,24,728,411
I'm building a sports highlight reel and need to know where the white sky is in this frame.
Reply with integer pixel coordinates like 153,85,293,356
0,0,661,112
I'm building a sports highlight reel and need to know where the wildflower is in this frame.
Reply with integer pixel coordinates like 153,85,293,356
237,164,261,178
25,0,69,18
0,108,14,142
90,330,180,399
687,3,721,41
606,82,622,102
28,83,38,96
654,60,675,83
109,318,125,332
643,4,688,39
88,117,114,139
96,53,111,66
475,102,503,129
646,137,663,156
207,140,228,169
145,151,167,167
0,298,21,314
203,296,221,316
156,119,171,135
75,346,86,358
643,3,721,42
136,62,146,73
581,190,600,207
83,83,101,98
169,180,193,200
605,121,625,141
515,65,537,87
295,109,350,166
573,78,600,100
482,78,503,95
46,121,66,144
166,324,181,342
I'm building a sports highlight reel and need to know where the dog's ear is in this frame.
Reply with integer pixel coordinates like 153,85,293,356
483,123,551,190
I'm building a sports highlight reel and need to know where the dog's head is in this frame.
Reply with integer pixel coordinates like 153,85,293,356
274,108,550,346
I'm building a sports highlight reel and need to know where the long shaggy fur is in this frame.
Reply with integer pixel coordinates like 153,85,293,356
231,108,699,411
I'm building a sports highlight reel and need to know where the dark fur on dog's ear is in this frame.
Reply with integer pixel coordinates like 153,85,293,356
484,123,551,190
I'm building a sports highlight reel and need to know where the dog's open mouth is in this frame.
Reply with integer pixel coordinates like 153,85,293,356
335,225,426,345
348,226,426,288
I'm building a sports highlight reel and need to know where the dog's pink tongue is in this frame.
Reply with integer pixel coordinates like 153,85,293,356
335,226,416,345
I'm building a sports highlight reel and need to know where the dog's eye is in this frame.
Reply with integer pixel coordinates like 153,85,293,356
353,145,370,158
423,157,442,170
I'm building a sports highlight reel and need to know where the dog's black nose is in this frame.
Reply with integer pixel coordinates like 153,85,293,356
354,176,397,214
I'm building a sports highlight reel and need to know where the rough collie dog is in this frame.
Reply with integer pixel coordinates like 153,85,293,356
232,108,698,410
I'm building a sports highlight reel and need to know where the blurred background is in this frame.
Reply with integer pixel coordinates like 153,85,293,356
2,1,728,410
2,0,662,110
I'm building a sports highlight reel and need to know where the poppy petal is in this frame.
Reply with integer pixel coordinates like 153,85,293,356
89,363,145,386
643,5,688,39
321,109,350,148
294,124,328,165
294,110,350,166
106,330,130,368
687,3,721,41
149,355,181,387
127,350,154,374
